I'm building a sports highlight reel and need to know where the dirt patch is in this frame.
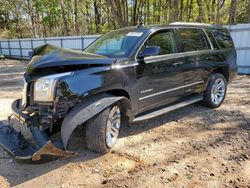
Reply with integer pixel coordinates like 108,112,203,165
0,59,249,188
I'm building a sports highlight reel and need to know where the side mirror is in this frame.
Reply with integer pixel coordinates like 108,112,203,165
138,46,160,59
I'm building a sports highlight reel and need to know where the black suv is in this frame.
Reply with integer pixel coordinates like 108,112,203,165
0,23,237,161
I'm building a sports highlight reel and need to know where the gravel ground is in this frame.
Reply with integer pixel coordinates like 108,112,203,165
0,59,249,188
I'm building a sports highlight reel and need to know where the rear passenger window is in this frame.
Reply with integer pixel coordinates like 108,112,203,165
177,28,210,52
210,29,234,49
143,30,176,55
205,29,220,50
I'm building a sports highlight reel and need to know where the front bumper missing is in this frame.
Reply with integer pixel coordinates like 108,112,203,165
0,99,75,163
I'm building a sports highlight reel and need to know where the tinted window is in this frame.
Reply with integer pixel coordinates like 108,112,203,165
210,29,234,49
205,29,220,50
142,30,176,55
177,28,210,52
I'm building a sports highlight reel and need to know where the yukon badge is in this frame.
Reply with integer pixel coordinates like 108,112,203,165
140,88,153,94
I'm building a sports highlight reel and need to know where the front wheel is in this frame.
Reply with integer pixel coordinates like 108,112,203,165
202,73,227,108
86,104,121,153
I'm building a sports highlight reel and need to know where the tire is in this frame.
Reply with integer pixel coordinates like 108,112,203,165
85,104,121,153
202,73,227,108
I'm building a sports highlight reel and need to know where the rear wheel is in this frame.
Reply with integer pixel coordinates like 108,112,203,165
86,104,121,153
203,73,227,108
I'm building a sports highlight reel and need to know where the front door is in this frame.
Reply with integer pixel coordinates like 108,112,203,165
136,29,185,113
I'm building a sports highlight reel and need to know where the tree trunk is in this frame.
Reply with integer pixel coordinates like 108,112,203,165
93,1,101,33
5,12,10,30
216,0,220,24
10,1,23,38
27,0,38,37
164,0,169,23
185,0,190,22
147,0,150,24
157,0,162,23
106,0,127,27
174,0,179,22
211,0,216,22
168,0,172,22
216,0,225,24
124,0,129,25
85,4,91,34
74,0,79,35
229,0,237,25
197,0,203,22
133,0,138,25
60,0,69,35
180,0,184,21
41,12,47,37
205,0,211,22
188,0,193,22
248,0,250,22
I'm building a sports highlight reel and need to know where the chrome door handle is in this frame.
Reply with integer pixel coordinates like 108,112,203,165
172,62,183,67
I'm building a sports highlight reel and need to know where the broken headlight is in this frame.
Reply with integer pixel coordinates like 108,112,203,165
33,72,72,102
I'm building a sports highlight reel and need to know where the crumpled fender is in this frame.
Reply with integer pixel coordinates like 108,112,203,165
61,94,124,148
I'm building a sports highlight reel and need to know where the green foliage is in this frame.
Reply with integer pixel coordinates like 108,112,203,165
0,0,249,39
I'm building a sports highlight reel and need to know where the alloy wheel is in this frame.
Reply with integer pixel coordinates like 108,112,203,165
105,105,121,148
211,78,226,105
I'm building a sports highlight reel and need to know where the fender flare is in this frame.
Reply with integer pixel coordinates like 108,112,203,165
61,94,125,149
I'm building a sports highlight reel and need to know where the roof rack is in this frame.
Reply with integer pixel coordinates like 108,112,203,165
170,22,215,27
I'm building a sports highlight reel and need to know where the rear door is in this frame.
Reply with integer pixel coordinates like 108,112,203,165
136,29,185,112
175,28,212,95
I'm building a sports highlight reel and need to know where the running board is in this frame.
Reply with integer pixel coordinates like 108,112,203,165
133,95,203,122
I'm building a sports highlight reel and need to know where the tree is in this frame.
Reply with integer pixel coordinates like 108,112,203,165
248,0,250,22
60,0,69,36
74,0,79,35
106,0,128,27
0,0,250,39
229,0,237,25
197,0,204,22
216,0,225,24
26,0,38,37
93,0,101,33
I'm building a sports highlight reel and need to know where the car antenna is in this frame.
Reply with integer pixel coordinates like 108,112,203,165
137,21,144,28
137,15,144,28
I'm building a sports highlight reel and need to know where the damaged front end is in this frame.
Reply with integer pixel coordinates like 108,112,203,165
0,99,75,163
0,44,120,163
0,66,77,163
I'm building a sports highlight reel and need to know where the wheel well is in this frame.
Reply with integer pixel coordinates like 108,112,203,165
105,89,132,117
212,67,229,82
105,89,130,100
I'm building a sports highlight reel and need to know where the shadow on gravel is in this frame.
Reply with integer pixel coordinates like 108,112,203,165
120,103,250,138
0,102,249,187
0,61,249,186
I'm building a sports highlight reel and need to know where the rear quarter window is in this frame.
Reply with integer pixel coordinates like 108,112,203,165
205,29,220,50
210,29,234,49
176,28,210,52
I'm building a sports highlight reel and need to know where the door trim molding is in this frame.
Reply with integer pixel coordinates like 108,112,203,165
139,81,204,101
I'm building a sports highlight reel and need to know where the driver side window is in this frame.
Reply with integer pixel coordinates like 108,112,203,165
141,30,176,55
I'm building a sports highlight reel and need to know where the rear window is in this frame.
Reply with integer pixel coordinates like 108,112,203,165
210,29,234,49
177,28,210,52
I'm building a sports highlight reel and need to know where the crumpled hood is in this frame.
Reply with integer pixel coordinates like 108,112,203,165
27,44,116,76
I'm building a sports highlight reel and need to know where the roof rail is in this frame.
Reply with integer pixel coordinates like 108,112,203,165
170,22,215,27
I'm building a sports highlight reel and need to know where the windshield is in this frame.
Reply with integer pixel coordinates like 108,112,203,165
84,29,145,57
